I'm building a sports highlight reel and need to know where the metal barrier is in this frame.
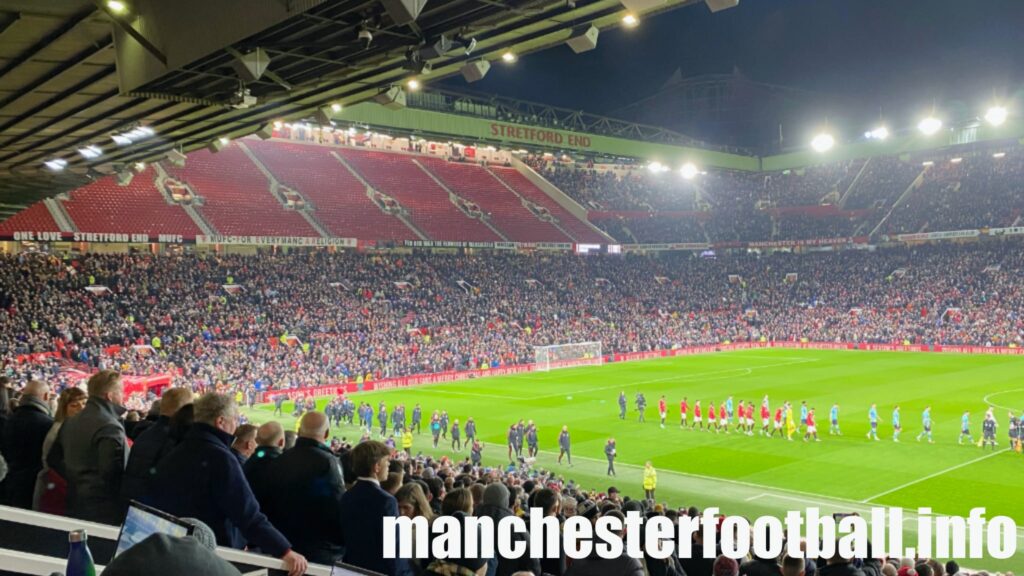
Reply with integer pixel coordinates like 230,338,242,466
0,505,338,575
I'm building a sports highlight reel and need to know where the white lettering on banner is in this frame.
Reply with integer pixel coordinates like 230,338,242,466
402,240,573,251
747,237,863,248
896,229,981,242
623,243,710,252
988,226,1024,237
196,235,357,247
13,231,62,242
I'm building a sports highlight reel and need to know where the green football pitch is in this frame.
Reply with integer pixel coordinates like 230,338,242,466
243,348,1024,568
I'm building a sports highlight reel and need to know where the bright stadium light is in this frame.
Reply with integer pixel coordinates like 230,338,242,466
331,102,343,113
622,14,639,27
984,105,1008,127
866,126,889,140
922,160,934,166
811,132,835,153
218,137,230,145
680,162,699,179
502,51,517,63
950,157,962,164
44,159,68,171
993,152,1006,159
647,161,667,173
78,145,102,159
918,116,943,136
406,78,421,91
106,0,127,14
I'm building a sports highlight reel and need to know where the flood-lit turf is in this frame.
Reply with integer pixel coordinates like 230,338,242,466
245,348,1024,568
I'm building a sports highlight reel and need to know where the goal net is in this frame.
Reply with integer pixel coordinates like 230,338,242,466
534,341,603,372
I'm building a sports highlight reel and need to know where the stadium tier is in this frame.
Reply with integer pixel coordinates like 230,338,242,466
163,144,318,237
4,140,1022,246
61,165,203,238
243,140,418,242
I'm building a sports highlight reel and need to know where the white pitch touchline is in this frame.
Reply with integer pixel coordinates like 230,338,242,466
983,388,1024,412
861,448,1010,503
413,388,525,401
539,452,1024,538
533,357,820,400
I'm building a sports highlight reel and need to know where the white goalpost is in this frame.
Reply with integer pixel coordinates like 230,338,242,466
534,341,604,372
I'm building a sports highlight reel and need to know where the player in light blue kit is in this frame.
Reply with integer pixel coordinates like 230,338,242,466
799,401,809,433
916,406,934,443
867,403,879,441
958,410,974,445
892,405,902,442
725,396,734,423
829,403,841,435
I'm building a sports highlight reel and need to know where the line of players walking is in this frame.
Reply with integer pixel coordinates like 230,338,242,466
620,392,1020,451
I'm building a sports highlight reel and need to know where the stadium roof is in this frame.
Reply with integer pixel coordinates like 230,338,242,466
0,0,700,215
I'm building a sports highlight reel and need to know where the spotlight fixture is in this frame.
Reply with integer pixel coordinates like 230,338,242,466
106,0,127,14
950,157,963,164
331,103,343,113
811,133,835,153
406,78,421,91
460,59,490,83
622,14,639,27
166,149,187,167
501,51,517,63
918,116,942,136
44,159,68,171
78,145,103,159
984,106,1008,127
116,169,134,187
993,152,1006,159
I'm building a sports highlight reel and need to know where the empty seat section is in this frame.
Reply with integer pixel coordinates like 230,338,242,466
165,144,315,236
417,158,571,243
490,167,605,242
339,149,500,242
61,170,201,238
0,202,60,234
244,140,416,242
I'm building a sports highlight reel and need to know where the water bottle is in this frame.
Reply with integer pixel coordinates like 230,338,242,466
66,529,97,576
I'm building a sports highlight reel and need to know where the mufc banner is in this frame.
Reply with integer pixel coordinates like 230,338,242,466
196,235,357,247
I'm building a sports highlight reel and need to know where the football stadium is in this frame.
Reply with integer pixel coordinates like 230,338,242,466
0,0,1023,575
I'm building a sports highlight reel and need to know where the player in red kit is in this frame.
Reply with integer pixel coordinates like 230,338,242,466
718,403,727,434
708,401,717,432
760,401,771,436
804,408,820,442
771,407,784,438
692,401,703,430
680,397,688,429
658,395,667,429
732,403,744,434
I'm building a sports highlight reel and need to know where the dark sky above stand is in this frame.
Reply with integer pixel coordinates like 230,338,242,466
442,0,1024,147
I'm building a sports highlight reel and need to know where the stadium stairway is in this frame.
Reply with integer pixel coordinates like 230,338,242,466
869,165,929,237
487,165,604,243
411,158,511,242
43,197,76,232
163,143,318,237
152,162,218,236
338,148,501,242
507,157,614,243
236,141,329,238
327,149,427,241
416,156,573,243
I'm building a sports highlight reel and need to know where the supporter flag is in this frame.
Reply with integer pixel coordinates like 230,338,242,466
85,285,111,296
595,278,610,287
222,284,244,294
393,281,413,289
654,276,669,285
525,278,541,287
785,273,798,284
728,274,741,284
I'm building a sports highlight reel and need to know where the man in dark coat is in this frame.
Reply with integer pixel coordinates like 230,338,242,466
1,381,53,508
262,412,345,564
48,370,127,524
143,392,307,576
244,421,285,505
339,440,413,576
122,387,193,506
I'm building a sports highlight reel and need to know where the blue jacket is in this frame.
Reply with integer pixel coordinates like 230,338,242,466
339,479,413,576
144,423,291,557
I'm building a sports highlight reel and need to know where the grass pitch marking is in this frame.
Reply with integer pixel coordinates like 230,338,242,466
983,388,1024,412
860,447,1010,503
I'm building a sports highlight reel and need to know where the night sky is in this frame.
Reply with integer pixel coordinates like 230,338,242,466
442,0,1024,147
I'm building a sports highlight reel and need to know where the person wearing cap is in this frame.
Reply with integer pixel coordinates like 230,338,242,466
642,461,657,501
476,482,541,576
715,554,740,576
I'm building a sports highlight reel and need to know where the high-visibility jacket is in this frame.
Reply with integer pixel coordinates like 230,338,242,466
643,466,657,490
402,431,413,449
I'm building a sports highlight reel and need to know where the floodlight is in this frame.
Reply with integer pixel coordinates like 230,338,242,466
107,0,127,14
985,106,1008,127
867,126,889,140
502,52,517,63
44,159,68,171
406,78,421,91
918,116,942,136
680,162,699,179
811,133,835,153
623,14,639,27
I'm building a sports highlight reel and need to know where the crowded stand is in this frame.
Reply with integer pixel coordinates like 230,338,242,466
2,242,1023,395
